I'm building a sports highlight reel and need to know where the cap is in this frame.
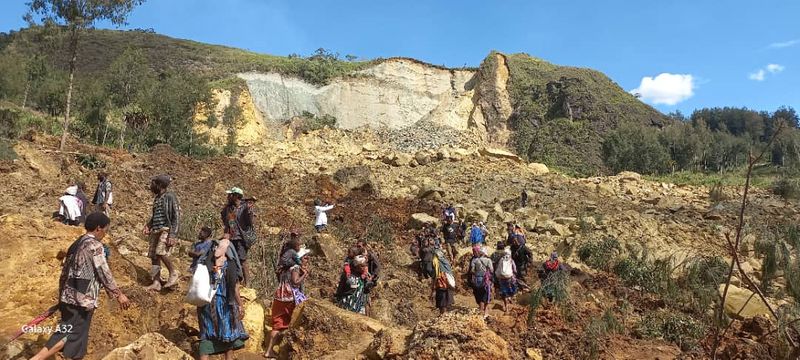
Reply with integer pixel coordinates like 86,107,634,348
226,187,244,195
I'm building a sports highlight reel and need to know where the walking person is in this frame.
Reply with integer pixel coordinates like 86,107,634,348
313,199,335,232
495,247,519,312
91,172,113,216
442,219,458,260
265,241,311,359
196,234,249,359
143,174,180,291
521,189,528,208
469,245,494,319
221,187,255,285
74,182,90,224
430,249,455,315
31,213,131,360
510,225,532,278
336,255,371,314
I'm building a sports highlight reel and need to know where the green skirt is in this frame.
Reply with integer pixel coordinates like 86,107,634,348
198,339,246,356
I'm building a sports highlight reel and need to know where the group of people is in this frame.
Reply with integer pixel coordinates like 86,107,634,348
56,173,113,226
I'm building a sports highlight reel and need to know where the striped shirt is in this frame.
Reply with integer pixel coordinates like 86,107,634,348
150,194,168,231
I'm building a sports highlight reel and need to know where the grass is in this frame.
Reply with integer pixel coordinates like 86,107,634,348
646,164,781,189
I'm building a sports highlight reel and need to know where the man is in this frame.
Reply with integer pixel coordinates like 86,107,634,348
314,199,335,232
31,213,130,360
91,172,113,216
510,225,531,278
521,189,528,208
442,204,456,223
143,175,181,291
442,219,458,260
221,187,255,285
74,182,90,224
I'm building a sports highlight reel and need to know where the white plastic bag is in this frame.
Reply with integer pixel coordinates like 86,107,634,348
185,264,215,306
445,272,457,289
496,257,514,279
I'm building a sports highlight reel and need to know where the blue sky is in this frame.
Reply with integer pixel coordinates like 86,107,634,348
2,0,798,114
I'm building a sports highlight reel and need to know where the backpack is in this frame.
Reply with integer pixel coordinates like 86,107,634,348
496,256,514,279
470,227,484,244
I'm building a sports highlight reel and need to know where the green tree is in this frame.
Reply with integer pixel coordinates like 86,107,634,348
222,94,243,156
22,54,49,109
602,122,670,174
25,0,146,150
104,47,155,148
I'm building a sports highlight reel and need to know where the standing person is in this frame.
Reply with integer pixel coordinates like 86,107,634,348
31,213,131,360
91,172,113,216
336,255,370,314
521,189,528,208
58,186,83,226
265,242,310,359
505,223,515,244
456,219,468,245
442,204,456,223
469,245,494,319
430,249,455,315
221,187,255,285
143,174,180,291
313,199,335,232
442,219,458,260
187,226,213,274
74,182,90,224
196,234,249,359
419,238,436,279
356,240,380,282
495,247,519,312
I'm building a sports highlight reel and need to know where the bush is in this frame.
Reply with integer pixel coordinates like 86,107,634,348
577,237,621,271
636,310,705,351
528,270,570,323
365,215,394,246
680,256,728,315
613,247,677,299
709,183,727,204
0,138,16,160
773,177,800,200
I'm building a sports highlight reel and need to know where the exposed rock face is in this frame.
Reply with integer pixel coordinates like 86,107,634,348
194,88,269,147
102,333,193,360
469,53,513,146
239,59,477,131
240,287,265,354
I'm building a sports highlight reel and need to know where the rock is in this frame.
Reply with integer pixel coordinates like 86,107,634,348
308,233,344,260
467,208,489,223
410,213,440,228
536,220,573,237
493,203,505,217
436,149,450,161
553,217,578,226
718,284,772,319
365,328,413,359
333,166,374,192
526,348,543,360
382,153,396,165
362,143,379,152
596,183,616,196
479,147,523,163
618,171,642,182
393,153,412,167
580,216,597,229
704,210,724,221
102,333,193,360
240,287,266,354
452,148,472,157
417,184,445,200
528,163,549,176
642,196,661,205
414,152,430,166
406,312,511,360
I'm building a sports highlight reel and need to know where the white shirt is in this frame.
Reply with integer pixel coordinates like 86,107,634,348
59,195,82,221
314,204,335,226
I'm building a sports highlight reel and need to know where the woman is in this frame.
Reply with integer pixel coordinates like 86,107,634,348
336,255,370,314
197,235,249,359
495,246,519,312
58,186,82,226
264,240,311,359
469,245,494,319
430,249,455,315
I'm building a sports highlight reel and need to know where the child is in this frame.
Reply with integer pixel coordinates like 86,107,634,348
188,226,213,273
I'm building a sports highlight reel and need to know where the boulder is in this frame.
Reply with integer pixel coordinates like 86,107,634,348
718,284,772,319
308,233,344,260
406,312,510,360
102,333,192,360
436,149,450,161
596,183,616,196
410,213,440,228
528,163,549,176
479,147,523,163
466,209,489,223
704,210,724,221
240,287,266,354
553,217,578,226
414,152,430,166
362,143,379,152
536,220,573,237
333,166,374,192
526,348,544,360
365,328,413,359
417,184,445,200
618,171,642,182
393,153,413,167
493,203,505,218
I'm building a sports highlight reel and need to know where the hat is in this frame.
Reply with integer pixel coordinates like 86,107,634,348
297,246,312,258
65,185,78,196
226,187,244,195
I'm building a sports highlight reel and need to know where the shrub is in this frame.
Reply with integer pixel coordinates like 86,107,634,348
636,310,705,351
76,154,106,170
577,237,621,271
613,247,678,299
366,215,394,246
528,270,570,323
681,256,728,315
0,138,16,160
708,183,727,204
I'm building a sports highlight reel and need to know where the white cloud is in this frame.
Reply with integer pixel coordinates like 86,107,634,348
749,69,766,81
749,64,785,81
767,64,785,73
631,73,695,106
769,39,800,49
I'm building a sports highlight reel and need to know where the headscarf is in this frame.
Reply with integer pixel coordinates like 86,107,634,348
353,255,368,267
432,249,453,277
65,186,78,196
472,244,482,257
